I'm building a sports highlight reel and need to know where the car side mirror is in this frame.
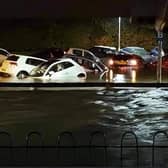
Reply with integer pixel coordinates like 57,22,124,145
92,63,96,69
48,71,54,76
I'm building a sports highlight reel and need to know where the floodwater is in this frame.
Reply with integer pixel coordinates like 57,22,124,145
0,69,168,166
0,87,168,143
0,68,168,144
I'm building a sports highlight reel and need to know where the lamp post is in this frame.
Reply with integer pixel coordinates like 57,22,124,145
118,17,121,51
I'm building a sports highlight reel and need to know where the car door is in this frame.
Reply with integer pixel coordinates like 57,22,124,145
45,61,76,80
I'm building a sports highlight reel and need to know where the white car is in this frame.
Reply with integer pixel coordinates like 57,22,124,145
29,58,87,82
0,55,47,79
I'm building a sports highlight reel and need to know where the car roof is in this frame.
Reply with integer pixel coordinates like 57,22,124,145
64,54,108,72
45,57,76,65
121,46,145,50
93,45,116,50
9,54,47,61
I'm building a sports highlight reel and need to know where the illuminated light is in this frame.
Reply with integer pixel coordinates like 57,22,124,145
108,59,114,66
131,70,136,83
105,71,109,82
130,59,137,66
113,74,126,83
109,69,113,82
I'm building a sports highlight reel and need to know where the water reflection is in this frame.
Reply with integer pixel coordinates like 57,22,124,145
105,68,137,83
95,88,168,143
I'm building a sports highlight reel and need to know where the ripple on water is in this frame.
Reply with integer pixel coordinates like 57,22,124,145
96,88,168,143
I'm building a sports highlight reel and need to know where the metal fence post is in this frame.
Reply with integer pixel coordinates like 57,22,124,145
152,130,168,167
0,131,13,165
26,131,44,164
56,131,76,165
89,131,108,166
120,131,139,167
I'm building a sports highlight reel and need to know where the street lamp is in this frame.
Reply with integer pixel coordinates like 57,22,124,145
118,17,121,51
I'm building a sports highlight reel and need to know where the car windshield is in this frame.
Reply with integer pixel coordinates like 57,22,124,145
123,48,148,56
30,61,53,77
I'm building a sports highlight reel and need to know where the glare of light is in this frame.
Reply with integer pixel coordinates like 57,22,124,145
108,59,114,66
131,70,136,83
109,69,113,82
130,59,137,66
105,69,113,82
113,74,126,83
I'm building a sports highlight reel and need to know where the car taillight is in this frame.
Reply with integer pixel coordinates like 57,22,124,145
9,62,17,66
108,59,114,66
130,59,137,66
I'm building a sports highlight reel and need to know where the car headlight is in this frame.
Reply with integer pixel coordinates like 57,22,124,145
130,59,137,66
108,59,114,66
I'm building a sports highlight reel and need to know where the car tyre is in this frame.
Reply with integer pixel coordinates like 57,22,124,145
17,71,28,79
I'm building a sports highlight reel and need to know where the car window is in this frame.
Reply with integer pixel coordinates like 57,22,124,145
62,61,74,69
84,51,94,60
26,58,44,66
48,61,74,73
81,59,100,72
73,50,82,56
103,48,115,54
0,50,9,56
6,55,19,61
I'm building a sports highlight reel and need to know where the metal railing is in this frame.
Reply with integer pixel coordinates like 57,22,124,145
0,130,167,167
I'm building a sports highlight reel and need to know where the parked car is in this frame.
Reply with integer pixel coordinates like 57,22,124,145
0,55,47,79
29,58,87,82
119,46,155,64
32,47,64,60
0,48,11,64
148,54,168,69
63,54,108,81
89,45,117,58
150,47,165,57
65,48,100,62
104,52,145,69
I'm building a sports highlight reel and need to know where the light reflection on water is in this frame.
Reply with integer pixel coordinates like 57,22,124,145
94,88,168,143
0,87,168,145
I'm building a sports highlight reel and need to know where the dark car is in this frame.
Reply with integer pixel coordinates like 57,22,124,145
32,48,64,60
89,45,117,58
102,52,145,69
119,46,155,64
148,54,168,69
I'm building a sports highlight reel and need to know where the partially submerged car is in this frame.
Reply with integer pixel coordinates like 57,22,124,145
32,47,64,60
148,54,168,69
0,48,11,64
65,48,100,62
119,46,155,64
0,55,47,79
29,58,87,82
63,54,108,81
102,52,145,69
89,45,117,58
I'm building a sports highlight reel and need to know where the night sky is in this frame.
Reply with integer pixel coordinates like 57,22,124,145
0,0,165,19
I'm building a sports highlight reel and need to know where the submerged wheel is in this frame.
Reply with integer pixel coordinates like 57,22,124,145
77,73,86,78
17,71,28,79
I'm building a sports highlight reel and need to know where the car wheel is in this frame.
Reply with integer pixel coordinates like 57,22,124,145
77,73,86,78
17,71,28,79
